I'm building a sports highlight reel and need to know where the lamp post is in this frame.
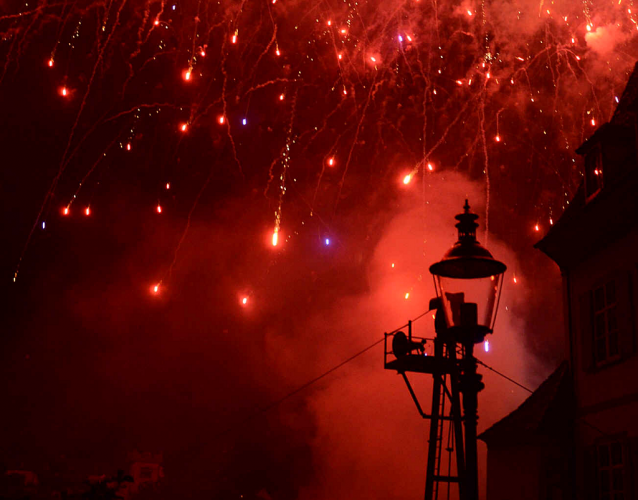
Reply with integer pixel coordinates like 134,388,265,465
429,200,506,500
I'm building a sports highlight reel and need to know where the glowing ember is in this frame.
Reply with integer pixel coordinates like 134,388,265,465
126,143,131,151
272,230,279,246
153,284,159,293
404,292,410,299
157,205,162,213
218,115,225,125
184,70,192,81
279,94,285,101
427,163,434,171
166,182,170,190
48,58,54,67
495,135,501,142
242,297,248,305
180,123,188,132
327,157,335,166
403,174,412,184
85,207,90,216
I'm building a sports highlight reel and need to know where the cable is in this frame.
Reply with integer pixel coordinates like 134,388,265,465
475,358,534,393
213,307,435,440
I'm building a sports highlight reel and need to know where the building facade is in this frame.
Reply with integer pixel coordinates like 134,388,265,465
481,62,638,500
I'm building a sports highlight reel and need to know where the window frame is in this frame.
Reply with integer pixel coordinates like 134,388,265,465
592,279,621,367
595,438,628,500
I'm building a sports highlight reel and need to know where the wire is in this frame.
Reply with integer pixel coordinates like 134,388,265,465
475,358,534,393
213,307,435,440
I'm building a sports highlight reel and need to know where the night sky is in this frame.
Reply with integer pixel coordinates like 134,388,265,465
0,0,633,497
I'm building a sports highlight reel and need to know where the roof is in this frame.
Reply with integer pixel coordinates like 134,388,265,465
478,361,571,446
535,62,638,267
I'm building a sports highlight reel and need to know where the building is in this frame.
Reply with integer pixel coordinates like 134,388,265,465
480,62,638,499
124,451,163,496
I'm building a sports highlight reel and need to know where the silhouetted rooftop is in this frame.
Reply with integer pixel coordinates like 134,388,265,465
479,362,570,446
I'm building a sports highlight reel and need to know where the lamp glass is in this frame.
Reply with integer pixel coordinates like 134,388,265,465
434,273,504,332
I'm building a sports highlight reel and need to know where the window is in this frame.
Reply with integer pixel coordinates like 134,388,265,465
585,145,603,200
597,441,626,500
139,466,154,480
593,281,620,365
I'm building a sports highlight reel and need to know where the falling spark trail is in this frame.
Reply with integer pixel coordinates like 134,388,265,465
164,164,215,283
479,102,490,245
333,73,379,216
13,0,128,281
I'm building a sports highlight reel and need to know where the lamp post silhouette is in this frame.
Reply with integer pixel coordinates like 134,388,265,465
429,200,506,500
383,200,506,500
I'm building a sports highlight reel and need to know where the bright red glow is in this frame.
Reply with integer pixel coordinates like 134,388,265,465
231,32,237,44
534,224,539,231
183,69,192,81
327,20,332,26
403,174,412,184
218,115,225,125
427,163,434,171
60,86,68,97
513,276,518,284
157,205,162,213
276,48,281,56
166,182,170,189
63,207,69,215
153,284,159,293
242,297,248,305
126,143,131,151
338,53,342,60
85,207,90,216
154,19,159,26
180,123,188,132
404,292,410,299
279,94,285,101
591,118,596,126
391,263,395,268
272,230,279,246
456,80,463,86
495,135,501,142
48,58,54,67
328,157,335,166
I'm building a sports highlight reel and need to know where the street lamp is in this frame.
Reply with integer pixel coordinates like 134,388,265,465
429,199,506,500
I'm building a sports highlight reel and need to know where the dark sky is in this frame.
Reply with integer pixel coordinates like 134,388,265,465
1,0,633,497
